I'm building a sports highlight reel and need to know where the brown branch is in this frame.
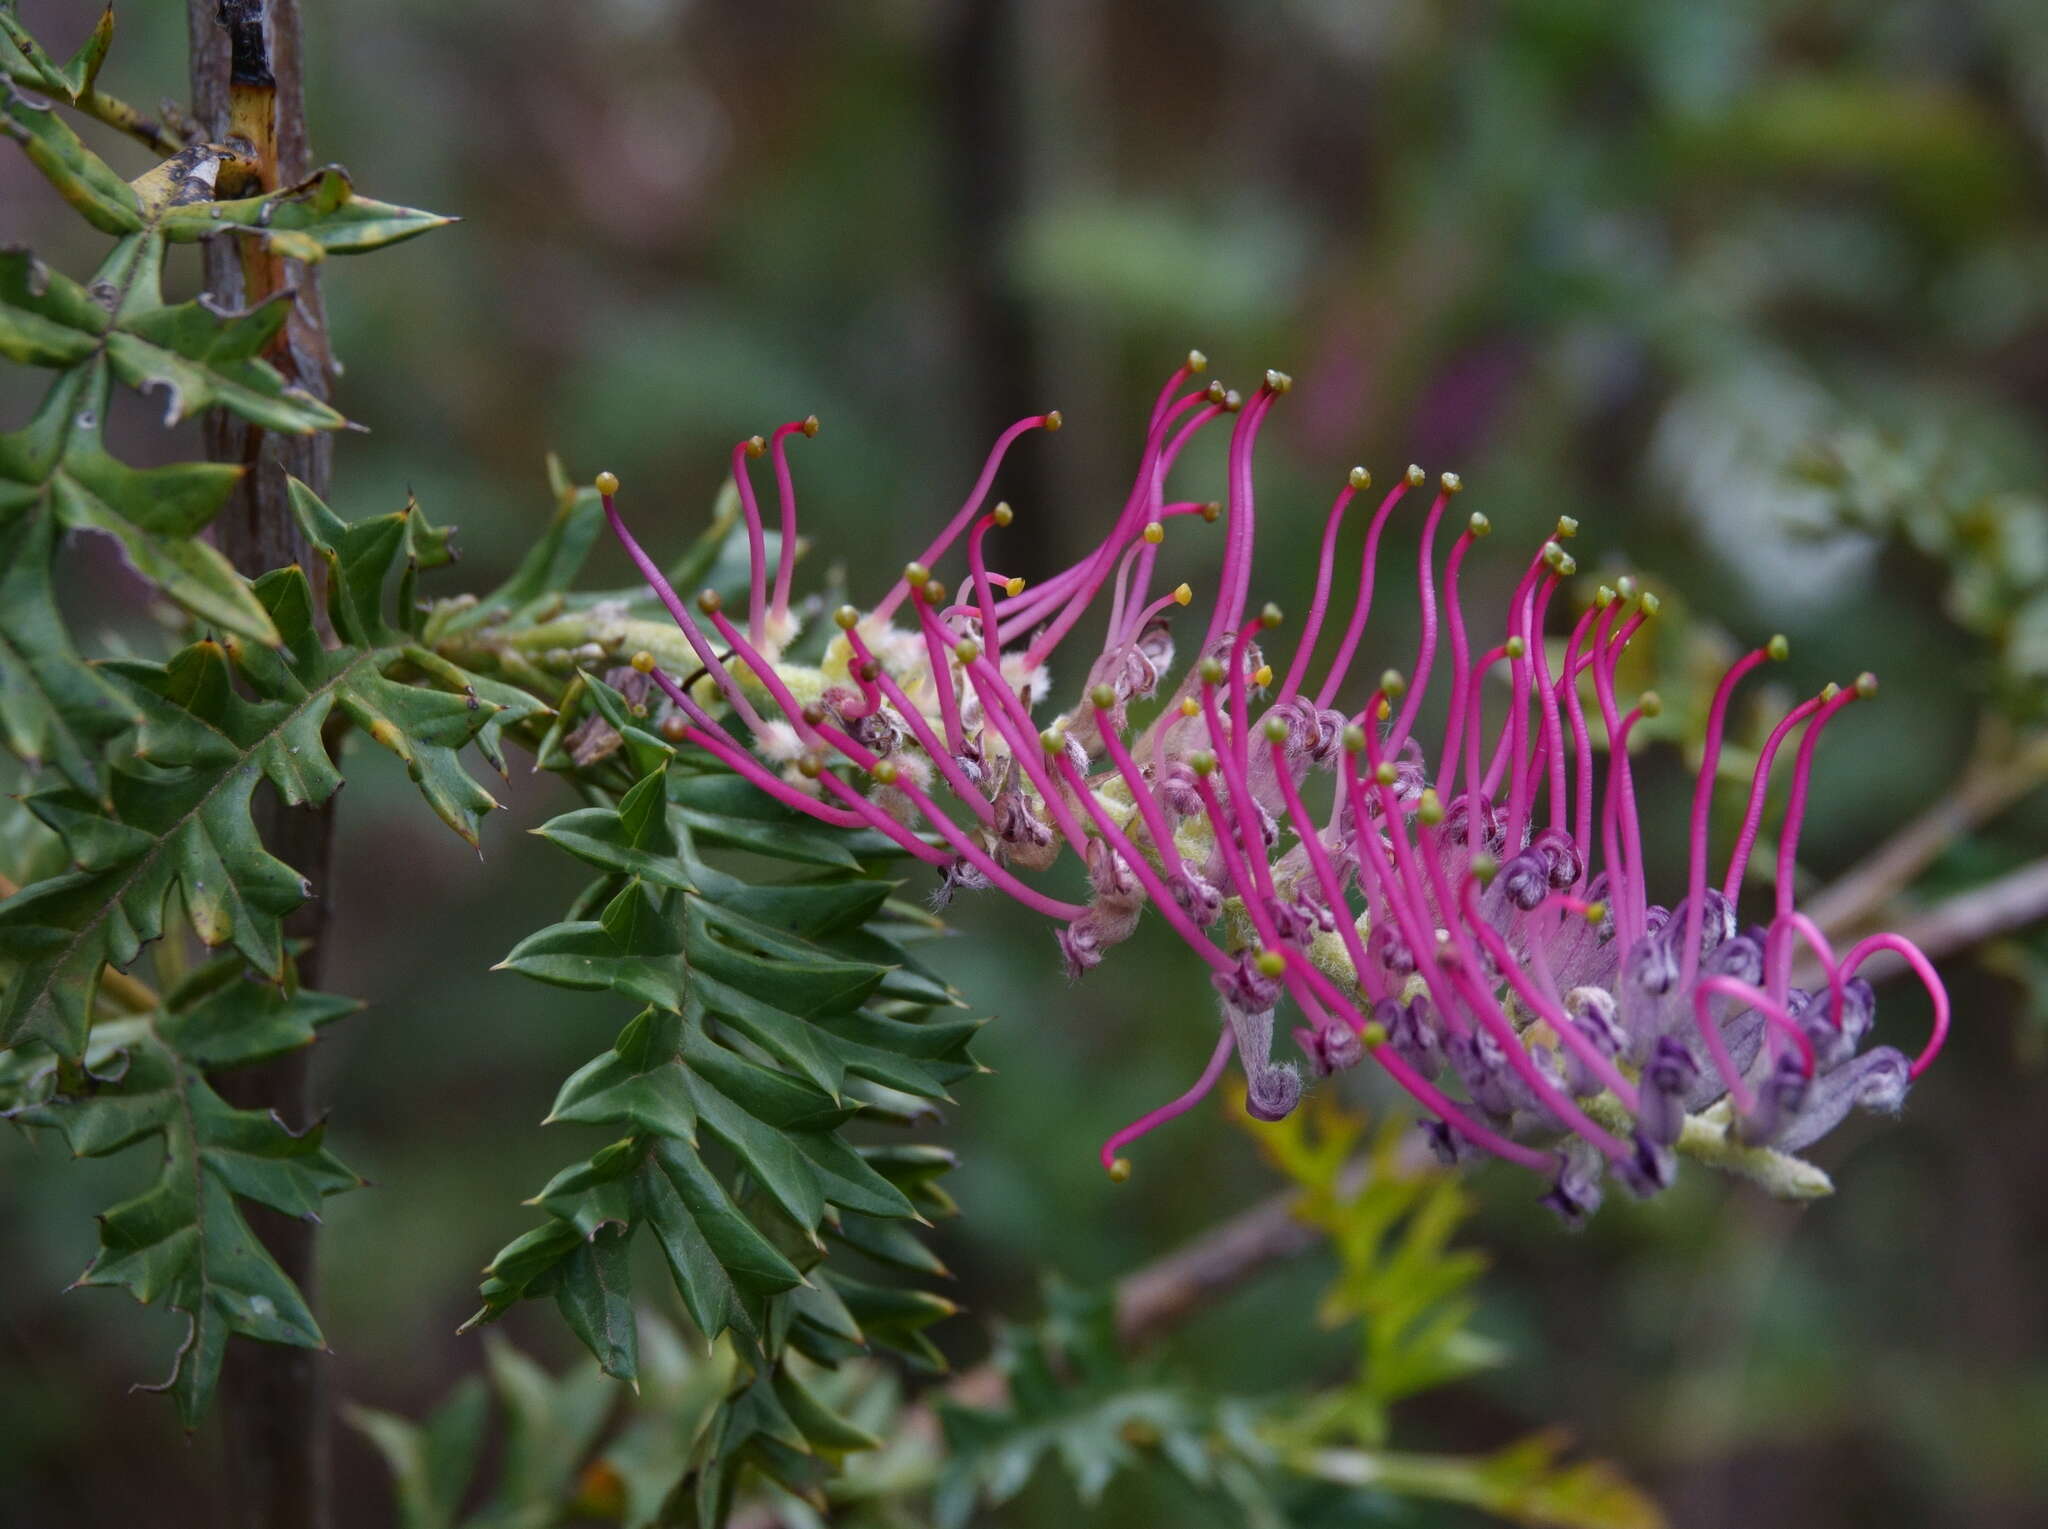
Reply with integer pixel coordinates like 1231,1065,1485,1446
187,4,335,1527
1858,857,2048,977
1806,724,2048,940
1114,1184,1322,1349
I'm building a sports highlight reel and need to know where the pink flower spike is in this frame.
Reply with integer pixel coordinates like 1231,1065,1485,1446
1223,612,1273,778
641,666,871,834
1689,976,1808,1117
1765,909,1845,1031
1597,697,1655,954
958,651,1094,857
766,418,816,629
697,599,827,745
1587,600,1649,946
835,626,888,721
1022,390,1228,669
1679,642,1780,993
1047,750,1235,974
1266,733,1388,1003
600,487,770,734
838,628,996,826
1432,519,1486,800
1100,1028,1235,1174
811,766,959,868
1840,932,1950,1077
1092,697,1197,898
1554,601,1603,863
873,411,1060,623
906,588,970,756
1453,877,1641,1111
1148,349,1209,435
807,716,1088,920
1722,692,1829,905
729,435,774,649
1277,470,1371,704
1526,575,1572,837
1282,952,1558,1172
1314,476,1417,710
1350,722,1470,1036
1776,677,1873,917
1199,383,1283,661
1384,482,1455,752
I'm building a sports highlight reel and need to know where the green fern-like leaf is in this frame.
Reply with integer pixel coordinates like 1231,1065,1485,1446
470,744,977,1513
0,481,543,1057
0,80,453,796
0,953,362,1425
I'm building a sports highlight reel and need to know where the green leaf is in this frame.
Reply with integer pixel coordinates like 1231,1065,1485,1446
0,83,457,811
0,79,141,232
556,1225,639,1382
934,1282,1218,1526
1298,1432,1668,1529
477,747,981,1515
1,966,362,1425
0,6,114,106
0,482,528,1056
0,508,140,792
159,165,456,262
345,1377,490,1529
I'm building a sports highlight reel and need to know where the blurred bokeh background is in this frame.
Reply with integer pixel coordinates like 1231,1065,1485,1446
5,1,2048,1525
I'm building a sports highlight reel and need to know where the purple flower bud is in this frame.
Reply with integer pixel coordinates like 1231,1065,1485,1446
1422,1117,1467,1166
1775,1046,1911,1153
1246,1063,1304,1121
1500,850,1551,911
1448,1028,1518,1121
1369,922,1417,978
1734,1050,1811,1147
1639,1036,1700,1145
1310,1023,1365,1076
1382,995,1444,1081
1213,952,1282,1014
1542,1142,1606,1229
1561,986,1625,1097
1620,1131,1677,1198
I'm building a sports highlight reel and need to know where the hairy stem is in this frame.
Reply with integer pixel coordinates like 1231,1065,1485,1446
188,3,335,1526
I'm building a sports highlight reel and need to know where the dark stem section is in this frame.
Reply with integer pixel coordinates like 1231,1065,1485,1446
187,5,337,1527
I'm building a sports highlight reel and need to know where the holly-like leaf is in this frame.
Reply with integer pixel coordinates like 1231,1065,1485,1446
159,165,456,263
0,956,362,1425
471,749,978,1517
0,484,540,1058
0,77,455,798
934,1282,1228,1528
0,508,140,792
0,6,115,107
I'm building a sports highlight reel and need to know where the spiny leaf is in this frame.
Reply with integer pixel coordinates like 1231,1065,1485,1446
0,508,140,793
934,1282,1218,1527
0,84,455,798
0,959,361,1425
159,165,456,262
0,485,530,1056
0,77,141,233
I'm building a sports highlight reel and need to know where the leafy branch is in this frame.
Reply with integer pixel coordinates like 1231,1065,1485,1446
0,951,361,1422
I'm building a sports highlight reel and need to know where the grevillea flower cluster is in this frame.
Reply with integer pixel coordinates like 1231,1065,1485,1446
594,355,1948,1221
